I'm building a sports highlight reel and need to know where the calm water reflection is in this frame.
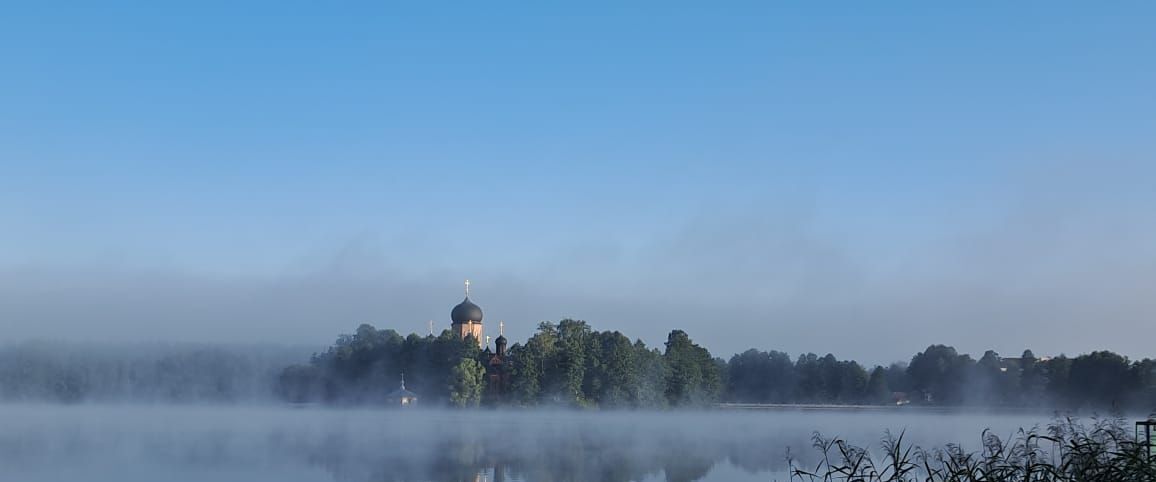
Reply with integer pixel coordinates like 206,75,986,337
0,404,1051,482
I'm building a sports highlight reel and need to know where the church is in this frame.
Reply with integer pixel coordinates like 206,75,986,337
450,280,510,400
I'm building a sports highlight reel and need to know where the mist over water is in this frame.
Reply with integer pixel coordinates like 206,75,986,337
0,404,1053,482
3,3,1153,482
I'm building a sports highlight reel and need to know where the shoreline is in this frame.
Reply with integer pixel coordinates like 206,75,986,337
714,402,1146,417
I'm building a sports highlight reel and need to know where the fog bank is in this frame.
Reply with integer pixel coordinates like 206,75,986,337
0,404,1053,482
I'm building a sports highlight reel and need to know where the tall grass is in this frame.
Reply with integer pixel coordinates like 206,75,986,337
789,416,1156,482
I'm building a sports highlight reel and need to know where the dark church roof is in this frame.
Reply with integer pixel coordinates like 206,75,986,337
388,386,418,400
388,378,418,400
451,297,484,324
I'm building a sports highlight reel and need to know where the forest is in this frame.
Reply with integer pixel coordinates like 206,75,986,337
276,320,719,408
276,320,1156,410
0,320,1152,411
0,341,305,402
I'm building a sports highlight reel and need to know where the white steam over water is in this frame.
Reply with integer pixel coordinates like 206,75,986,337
0,404,1055,482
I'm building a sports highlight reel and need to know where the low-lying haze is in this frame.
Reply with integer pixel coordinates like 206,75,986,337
2,159,1153,363
0,405,1054,482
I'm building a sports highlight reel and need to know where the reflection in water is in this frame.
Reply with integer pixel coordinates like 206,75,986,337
0,405,1050,482
286,410,753,482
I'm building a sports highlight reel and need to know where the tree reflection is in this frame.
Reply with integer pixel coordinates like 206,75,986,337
300,414,801,482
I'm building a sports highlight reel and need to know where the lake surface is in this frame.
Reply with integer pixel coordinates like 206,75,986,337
0,404,1058,482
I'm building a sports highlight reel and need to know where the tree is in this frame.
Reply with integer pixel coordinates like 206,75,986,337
505,321,677,408
907,345,973,404
509,322,560,405
794,353,823,402
762,350,797,403
973,349,1013,405
1067,351,1134,409
818,354,841,402
277,364,325,403
1019,349,1045,406
836,360,869,403
727,349,793,403
585,331,638,407
449,358,486,407
1130,358,1156,408
884,362,911,395
633,341,668,408
278,322,1156,411
556,319,592,405
1044,355,1072,406
507,342,540,405
866,366,890,404
663,330,720,406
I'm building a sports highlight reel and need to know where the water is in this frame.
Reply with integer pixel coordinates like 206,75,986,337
0,404,1054,482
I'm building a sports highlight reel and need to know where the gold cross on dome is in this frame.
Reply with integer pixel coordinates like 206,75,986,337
499,320,504,336
464,279,470,297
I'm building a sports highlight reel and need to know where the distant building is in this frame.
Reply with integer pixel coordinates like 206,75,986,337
449,280,510,401
387,374,418,406
483,321,511,400
451,280,485,346
998,355,1051,373
891,392,910,406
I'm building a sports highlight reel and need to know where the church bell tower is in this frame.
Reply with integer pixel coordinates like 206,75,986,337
450,279,484,346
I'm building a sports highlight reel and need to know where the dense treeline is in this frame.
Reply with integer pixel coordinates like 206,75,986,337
1,322,1150,411
280,321,1156,411
507,321,720,407
277,324,483,405
726,345,1156,410
277,320,723,407
0,341,307,403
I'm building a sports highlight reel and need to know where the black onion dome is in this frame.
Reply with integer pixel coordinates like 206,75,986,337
451,297,483,324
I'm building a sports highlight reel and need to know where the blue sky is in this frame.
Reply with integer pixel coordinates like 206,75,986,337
1,2,1154,362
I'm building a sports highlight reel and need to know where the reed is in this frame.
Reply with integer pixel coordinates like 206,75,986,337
789,415,1156,482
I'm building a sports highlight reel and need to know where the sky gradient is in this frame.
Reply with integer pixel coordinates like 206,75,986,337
2,2,1155,363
